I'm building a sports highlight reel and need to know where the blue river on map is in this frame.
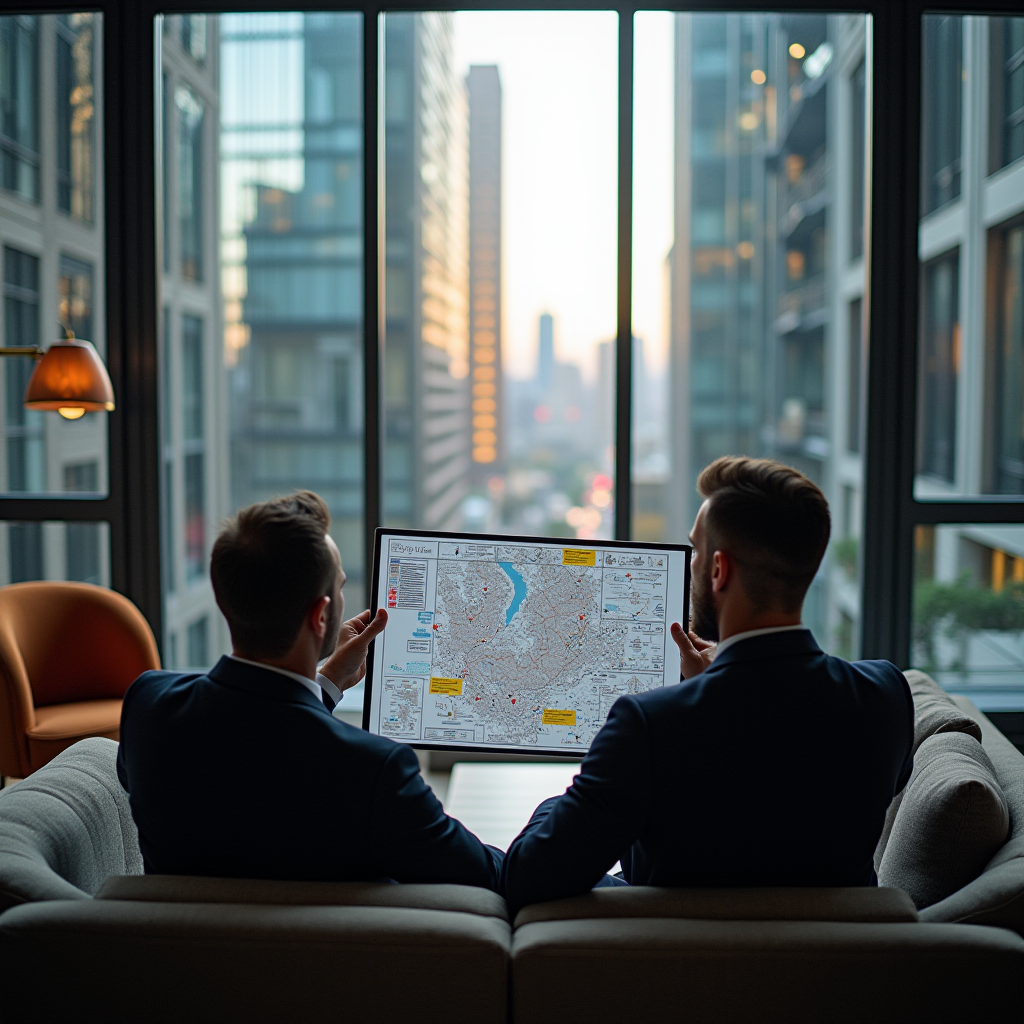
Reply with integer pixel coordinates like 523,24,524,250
498,562,527,626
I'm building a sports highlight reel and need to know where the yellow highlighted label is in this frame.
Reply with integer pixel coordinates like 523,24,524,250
429,677,463,695
542,708,577,726
562,549,596,567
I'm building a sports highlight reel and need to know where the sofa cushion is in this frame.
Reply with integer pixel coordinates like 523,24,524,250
514,886,917,929
875,670,986,869
98,874,509,920
919,696,1024,936
0,737,142,912
510,918,1024,1024
878,731,1009,909
903,669,982,754
0,899,510,1024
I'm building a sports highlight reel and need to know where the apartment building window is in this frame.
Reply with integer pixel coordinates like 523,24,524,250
56,14,95,221
187,616,209,669
0,16,39,203
176,86,204,282
182,314,205,583
920,15,962,216
847,298,863,454
917,252,959,485
850,59,866,262
990,18,1024,173
162,72,171,272
161,307,175,593
3,247,43,494
991,221,1024,495
334,356,352,434
58,255,93,340
181,16,207,64
9,523,42,582
64,462,100,584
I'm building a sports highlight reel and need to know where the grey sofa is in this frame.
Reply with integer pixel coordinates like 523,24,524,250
1,707,1024,1022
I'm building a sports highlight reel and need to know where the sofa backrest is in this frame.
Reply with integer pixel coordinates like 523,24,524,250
0,898,511,1024
97,873,509,920
0,737,142,912
919,696,1024,935
514,885,918,928
511,917,1024,1024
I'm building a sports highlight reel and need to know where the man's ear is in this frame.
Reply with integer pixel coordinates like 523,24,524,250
309,595,331,639
711,550,731,594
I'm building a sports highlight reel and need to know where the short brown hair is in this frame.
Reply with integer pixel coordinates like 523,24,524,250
210,491,336,658
697,456,830,613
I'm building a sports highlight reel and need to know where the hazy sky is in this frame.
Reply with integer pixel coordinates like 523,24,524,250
454,11,675,381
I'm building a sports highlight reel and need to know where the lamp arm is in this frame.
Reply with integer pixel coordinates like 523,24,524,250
0,347,43,358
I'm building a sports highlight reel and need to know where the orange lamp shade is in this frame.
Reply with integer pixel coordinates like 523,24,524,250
24,340,115,419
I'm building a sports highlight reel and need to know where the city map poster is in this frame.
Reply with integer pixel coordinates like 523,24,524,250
365,530,691,755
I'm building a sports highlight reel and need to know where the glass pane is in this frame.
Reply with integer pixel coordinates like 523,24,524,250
632,12,870,656
913,523,1024,709
0,519,109,586
382,11,618,539
0,14,108,498
916,14,1024,499
157,13,365,671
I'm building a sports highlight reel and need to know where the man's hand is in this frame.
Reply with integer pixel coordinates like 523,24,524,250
320,608,388,692
670,622,717,680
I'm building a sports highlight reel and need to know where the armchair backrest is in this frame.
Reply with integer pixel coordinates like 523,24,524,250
0,737,143,913
0,582,158,777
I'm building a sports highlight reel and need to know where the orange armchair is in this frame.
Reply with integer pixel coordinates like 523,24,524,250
0,582,160,778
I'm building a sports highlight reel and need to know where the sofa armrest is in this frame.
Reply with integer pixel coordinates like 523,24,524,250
97,874,509,920
920,856,1024,936
0,900,511,1024
511,918,1024,1024
514,886,918,928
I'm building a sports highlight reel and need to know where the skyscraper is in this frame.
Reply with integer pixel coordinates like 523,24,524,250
537,311,554,393
384,13,472,531
668,13,766,536
467,65,503,479
228,14,365,606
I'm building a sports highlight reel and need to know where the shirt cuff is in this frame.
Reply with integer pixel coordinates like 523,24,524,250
316,673,343,705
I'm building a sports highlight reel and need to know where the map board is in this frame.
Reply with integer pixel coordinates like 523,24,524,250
364,530,691,755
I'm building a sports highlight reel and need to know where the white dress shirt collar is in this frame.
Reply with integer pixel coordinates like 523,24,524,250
228,654,322,702
713,623,808,660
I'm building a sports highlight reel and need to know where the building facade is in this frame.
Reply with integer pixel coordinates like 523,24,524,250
160,14,226,668
0,14,109,589
384,13,472,532
226,13,366,612
467,64,503,479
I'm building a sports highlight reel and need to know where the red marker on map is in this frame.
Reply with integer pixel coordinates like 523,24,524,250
511,698,516,704
432,624,439,630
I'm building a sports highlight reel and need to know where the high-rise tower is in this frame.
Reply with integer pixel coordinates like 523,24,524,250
467,65,503,478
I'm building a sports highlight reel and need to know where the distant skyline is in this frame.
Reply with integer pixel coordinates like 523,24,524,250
453,11,618,380
219,12,675,383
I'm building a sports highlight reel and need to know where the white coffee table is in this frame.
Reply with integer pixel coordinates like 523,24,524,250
444,762,580,851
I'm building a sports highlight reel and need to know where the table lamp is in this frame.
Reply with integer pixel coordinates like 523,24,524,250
1,328,115,420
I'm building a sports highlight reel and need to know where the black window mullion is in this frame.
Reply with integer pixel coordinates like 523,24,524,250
861,0,918,665
615,4,634,541
363,6,382,584
110,0,163,641
909,501,1024,527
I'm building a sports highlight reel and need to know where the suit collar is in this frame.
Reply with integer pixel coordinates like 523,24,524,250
208,655,329,713
709,628,821,669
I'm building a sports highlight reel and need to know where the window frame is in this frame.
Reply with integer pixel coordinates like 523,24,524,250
0,0,1020,676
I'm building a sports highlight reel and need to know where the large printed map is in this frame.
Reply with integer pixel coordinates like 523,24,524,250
372,539,683,752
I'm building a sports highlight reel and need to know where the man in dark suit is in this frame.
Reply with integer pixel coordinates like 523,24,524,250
118,491,502,890
502,457,913,917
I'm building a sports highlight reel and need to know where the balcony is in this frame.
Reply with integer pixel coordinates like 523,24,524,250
775,273,827,333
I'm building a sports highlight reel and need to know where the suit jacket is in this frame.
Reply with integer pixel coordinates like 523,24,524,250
501,630,914,917
117,656,502,889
